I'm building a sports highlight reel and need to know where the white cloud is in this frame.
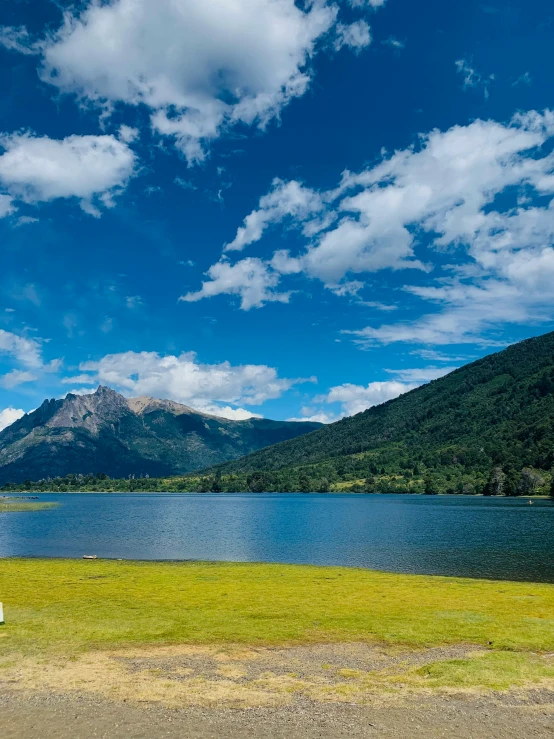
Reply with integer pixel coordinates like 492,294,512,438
175,177,198,191
118,125,139,143
200,405,263,421
0,329,42,367
181,258,292,310
287,410,339,424
0,369,38,389
14,0,367,163
0,194,15,218
61,374,96,386
323,380,417,416
414,349,471,363
73,350,310,415
0,407,25,432
358,300,397,311
289,380,415,422
225,179,328,252
335,21,372,52
0,26,41,55
455,58,495,99
125,295,143,310
349,0,387,7
513,72,532,87
385,366,458,383
383,36,405,49
289,369,447,424
15,215,39,226
0,132,137,215
191,110,554,346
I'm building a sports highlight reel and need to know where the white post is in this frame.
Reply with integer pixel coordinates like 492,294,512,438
0,602,3,625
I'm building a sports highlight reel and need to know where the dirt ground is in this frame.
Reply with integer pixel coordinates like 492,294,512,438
2,690,554,739
2,643,554,738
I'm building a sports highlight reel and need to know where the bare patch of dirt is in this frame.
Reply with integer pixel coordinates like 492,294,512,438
1,642,552,711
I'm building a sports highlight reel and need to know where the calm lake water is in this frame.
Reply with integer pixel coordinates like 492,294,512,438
1,493,554,582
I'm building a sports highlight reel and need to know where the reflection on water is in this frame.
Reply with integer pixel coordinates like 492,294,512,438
1,493,553,582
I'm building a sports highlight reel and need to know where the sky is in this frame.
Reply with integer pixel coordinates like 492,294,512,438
0,0,553,428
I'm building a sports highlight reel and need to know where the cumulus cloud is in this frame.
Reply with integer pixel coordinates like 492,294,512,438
0,329,42,367
225,179,329,252
190,110,554,346
69,350,310,416
199,405,263,421
0,132,137,216
323,380,417,416
181,257,292,310
0,0,387,163
335,21,372,52
0,194,15,218
0,330,61,391
0,407,25,432
0,369,38,389
289,379,416,423
289,366,452,423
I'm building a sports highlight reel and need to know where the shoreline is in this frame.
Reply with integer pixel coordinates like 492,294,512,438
1,489,551,498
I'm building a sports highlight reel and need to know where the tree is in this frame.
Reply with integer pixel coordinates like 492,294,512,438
199,477,211,493
424,475,438,495
211,471,223,493
550,474,554,499
484,467,506,496
364,476,376,492
247,472,267,493
298,474,311,493
518,468,545,497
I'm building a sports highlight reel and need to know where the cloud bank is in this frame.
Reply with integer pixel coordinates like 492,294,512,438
65,350,312,419
2,0,383,164
186,110,554,346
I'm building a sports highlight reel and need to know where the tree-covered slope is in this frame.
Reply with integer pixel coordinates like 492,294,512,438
205,330,554,494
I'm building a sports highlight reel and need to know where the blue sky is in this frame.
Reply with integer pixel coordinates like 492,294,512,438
0,0,553,428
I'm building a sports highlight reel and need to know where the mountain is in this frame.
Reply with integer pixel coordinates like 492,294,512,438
208,331,554,494
0,387,322,484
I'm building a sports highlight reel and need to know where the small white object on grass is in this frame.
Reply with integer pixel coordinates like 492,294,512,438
0,602,4,625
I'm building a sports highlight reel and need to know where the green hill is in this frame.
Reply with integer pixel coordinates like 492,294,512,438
199,330,554,495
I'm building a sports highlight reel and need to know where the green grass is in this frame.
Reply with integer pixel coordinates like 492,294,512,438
0,501,58,513
2,559,554,660
409,651,554,690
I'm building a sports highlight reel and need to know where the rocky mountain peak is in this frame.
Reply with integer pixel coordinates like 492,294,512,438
47,386,131,432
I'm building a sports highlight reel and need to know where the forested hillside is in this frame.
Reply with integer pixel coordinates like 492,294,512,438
194,330,554,495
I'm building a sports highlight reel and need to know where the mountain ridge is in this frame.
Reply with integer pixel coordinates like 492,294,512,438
0,387,322,484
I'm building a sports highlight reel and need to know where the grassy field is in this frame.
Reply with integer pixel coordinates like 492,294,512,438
1,559,554,696
0,500,58,513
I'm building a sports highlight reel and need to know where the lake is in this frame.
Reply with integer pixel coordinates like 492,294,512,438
1,493,553,582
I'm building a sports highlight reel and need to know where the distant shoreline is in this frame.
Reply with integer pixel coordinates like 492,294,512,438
2,490,550,498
